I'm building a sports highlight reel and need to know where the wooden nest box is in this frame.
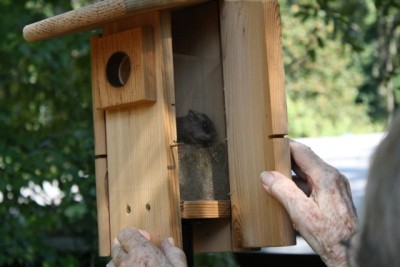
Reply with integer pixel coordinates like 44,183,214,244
24,0,295,256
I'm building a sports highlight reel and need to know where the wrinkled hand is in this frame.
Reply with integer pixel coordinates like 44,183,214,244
107,227,187,267
260,140,357,267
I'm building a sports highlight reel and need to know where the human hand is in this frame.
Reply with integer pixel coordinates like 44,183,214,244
106,227,187,267
260,140,357,267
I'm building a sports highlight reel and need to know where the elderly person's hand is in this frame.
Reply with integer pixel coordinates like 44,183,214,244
260,140,358,267
107,227,187,267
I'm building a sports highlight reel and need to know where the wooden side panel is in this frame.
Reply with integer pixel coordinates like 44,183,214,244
97,11,182,249
220,0,295,249
91,44,111,255
159,11,183,249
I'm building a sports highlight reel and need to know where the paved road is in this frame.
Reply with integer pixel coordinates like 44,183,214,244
263,132,385,254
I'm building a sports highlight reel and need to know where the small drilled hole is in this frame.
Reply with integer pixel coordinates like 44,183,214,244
145,203,151,211
126,205,132,214
106,52,131,87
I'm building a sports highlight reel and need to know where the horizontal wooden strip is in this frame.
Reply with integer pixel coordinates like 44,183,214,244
181,200,231,219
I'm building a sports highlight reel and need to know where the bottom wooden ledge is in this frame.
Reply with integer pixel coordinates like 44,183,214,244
180,200,231,219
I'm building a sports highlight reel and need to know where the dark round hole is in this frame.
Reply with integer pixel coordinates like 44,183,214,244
145,203,151,211
126,204,132,214
106,52,131,87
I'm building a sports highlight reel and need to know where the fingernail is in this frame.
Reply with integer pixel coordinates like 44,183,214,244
113,238,120,246
138,229,151,240
167,237,175,246
260,171,272,187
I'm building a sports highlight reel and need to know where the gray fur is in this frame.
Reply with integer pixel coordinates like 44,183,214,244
177,110,217,147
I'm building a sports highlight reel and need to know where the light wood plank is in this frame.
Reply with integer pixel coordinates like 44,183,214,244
101,11,182,249
159,10,183,249
91,38,111,255
220,0,295,249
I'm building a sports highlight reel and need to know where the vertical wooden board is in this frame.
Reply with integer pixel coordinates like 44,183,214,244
92,112,111,256
102,11,182,248
94,158,110,255
159,11,182,248
220,0,295,249
106,107,172,247
220,0,288,137
263,0,288,135
264,137,294,242
91,37,111,255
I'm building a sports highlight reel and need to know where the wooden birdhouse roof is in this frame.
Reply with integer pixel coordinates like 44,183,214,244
23,0,210,42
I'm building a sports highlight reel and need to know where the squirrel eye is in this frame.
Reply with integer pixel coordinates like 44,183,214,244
202,122,209,131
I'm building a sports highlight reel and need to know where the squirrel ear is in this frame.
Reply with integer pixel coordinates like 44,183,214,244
188,110,195,117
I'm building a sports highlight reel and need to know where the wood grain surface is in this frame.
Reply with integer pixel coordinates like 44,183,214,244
220,0,295,249
23,0,211,42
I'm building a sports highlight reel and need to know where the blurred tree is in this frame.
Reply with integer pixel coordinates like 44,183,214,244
361,0,400,121
281,0,379,136
283,0,399,132
0,0,107,266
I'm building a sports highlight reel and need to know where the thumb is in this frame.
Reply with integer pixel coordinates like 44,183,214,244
117,227,150,253
260,171,297,199
161,238,188,267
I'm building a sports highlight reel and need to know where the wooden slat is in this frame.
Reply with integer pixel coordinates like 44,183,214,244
181,200,231,219
23,0,211,42
220,0,295,249
159,10,183,250
91,39,111,256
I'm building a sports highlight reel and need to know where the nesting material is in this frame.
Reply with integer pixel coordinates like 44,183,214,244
179,142,229,201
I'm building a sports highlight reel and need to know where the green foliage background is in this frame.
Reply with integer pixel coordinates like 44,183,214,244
0,0,399,266
282,0,399,136
0,1,105,266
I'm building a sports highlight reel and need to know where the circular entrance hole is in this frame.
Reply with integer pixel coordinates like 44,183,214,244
106,52,131,87
126,204,132,214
